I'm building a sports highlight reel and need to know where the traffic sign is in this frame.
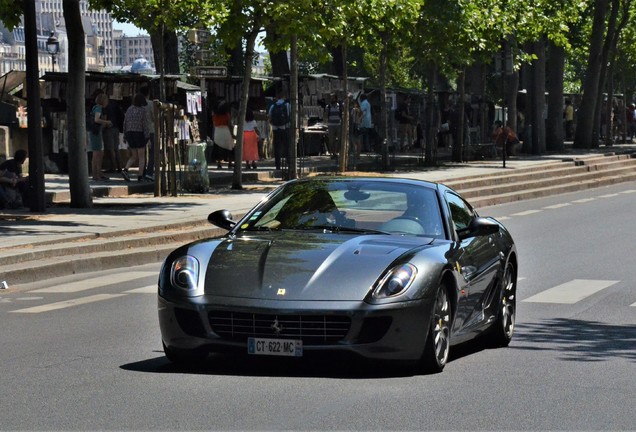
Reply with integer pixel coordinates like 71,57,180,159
195,50,214,62
187,29,211,44
192,66,227,78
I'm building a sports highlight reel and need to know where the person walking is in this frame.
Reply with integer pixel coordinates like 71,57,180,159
122,93,149,181
139,86,155,180
88,93,112,181
359,93,373,153
102,96,124,174
324,93,342,159
212,101,235,169
268,91,290,171
242,109,261,170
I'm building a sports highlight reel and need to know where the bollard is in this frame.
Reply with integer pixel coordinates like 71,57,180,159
1,281,8,289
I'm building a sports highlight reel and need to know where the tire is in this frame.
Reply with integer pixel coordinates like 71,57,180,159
489,261,516,347
163,341,208,366
422,284,451,373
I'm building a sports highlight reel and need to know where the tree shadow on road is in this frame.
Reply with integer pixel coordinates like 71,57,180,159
511,318,636,362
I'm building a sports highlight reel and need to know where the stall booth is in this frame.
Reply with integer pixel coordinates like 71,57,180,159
39,71,203,179
0,71,28,163
296,74,367,156
203,76,268,161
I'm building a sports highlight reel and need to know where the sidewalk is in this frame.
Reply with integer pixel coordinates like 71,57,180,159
2,143,635,251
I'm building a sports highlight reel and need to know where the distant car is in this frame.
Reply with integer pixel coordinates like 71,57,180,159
158,177,517,373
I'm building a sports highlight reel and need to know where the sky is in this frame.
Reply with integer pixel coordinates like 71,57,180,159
112,21,148,37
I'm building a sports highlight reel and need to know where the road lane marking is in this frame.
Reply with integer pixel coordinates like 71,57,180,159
631,301,636,307
543,203,571,210
31,272,156,293
510,210,542,217
620,190,636,194
598,193,619,198
9,294,127,314
522,279,618,304
573,198,596,204
123,285,156,294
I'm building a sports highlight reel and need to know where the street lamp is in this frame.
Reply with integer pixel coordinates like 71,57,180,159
98,44,105,70
46,31,59,72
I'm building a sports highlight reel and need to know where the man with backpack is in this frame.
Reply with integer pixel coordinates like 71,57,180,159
268,90,290,172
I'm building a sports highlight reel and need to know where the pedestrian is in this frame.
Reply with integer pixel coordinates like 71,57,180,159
212,101,235,169
102,95,125,175
0,149,29,205
324,93,342,159
564,98,574,141
628,104,636,141
122,93,149,181
139,86,155,181
359,93,373,153
349,99,363,158
268,90,290,171
395,95,414,151
242,109,261,170
89,93,113,181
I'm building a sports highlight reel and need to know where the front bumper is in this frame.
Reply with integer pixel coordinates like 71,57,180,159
158,294,432,361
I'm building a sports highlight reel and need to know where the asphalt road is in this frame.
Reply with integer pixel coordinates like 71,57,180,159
1,182,635,431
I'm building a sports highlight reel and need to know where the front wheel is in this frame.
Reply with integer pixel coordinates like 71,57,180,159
489,261,516,347
421,284,451,373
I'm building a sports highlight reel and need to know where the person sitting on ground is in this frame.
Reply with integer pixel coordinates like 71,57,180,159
0,168,23,209
0,149,29,208
492,120,520,155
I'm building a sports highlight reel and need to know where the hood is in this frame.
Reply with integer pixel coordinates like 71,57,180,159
203,232,431,301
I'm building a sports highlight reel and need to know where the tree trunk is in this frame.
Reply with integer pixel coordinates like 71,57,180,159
529,37,546,154
425,65,437,166
63,0,91,208
329,45,345,77
380,32,389,170
504,38,519,134
150,30,180,74
453,69,465,163
574,0,610,149
546,41,565,151
339,42,349,173
264,26,290,77
289,35,299,180
232,24,260,189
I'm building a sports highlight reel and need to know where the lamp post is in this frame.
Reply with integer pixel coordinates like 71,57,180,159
98,44,105,70
46,31,59,72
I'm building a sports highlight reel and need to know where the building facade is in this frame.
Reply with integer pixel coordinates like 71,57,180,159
0,0,153,76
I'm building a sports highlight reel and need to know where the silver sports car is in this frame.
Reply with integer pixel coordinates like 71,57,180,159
158,177,517,373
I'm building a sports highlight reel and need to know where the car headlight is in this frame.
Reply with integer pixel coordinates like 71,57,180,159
170,255,200,295
373,263,417,299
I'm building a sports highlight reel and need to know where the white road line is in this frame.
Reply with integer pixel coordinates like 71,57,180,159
9,294,127,314
543,203,571,210
510,210,542,217
631,302,636,307
31,272,156,293
599,193,620,198
620,190,636,194
123,285,157,294
573,198,596,204
523,279,618,304
495,216,511,221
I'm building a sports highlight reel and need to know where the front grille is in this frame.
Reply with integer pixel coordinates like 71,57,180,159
209,311,351,345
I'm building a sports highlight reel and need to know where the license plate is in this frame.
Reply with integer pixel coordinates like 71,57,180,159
247,337,303,357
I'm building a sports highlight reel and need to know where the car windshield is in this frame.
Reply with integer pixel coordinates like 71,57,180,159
239,180,445,237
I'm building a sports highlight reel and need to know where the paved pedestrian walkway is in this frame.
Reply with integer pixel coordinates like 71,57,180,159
1,144,634,250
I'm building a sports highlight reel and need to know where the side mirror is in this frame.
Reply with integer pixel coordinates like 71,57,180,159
208,210,235,231
458,217,499,240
